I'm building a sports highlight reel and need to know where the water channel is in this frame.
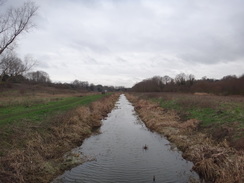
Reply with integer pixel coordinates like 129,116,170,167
54,94,200,183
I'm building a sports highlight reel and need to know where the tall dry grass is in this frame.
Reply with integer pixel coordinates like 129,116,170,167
0,91,86,107
126,93,244,183
135,92,244,150
0,94,119,183
138,92,244,109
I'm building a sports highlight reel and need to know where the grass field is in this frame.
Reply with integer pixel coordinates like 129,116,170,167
155,94,244,127
0,91,119,183
136,92,244,149
0,94,106,125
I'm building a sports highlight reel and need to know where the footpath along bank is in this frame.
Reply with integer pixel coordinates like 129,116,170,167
0,93,119,183
126,93,244,183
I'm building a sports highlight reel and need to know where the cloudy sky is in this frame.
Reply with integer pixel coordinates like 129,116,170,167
3,0,244,87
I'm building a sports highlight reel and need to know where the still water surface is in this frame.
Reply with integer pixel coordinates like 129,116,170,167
54,94,199,183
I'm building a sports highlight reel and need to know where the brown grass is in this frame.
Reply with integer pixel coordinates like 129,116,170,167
126,93,244,183
138,92,244,109
134,92,244,150
0,90,89,108
0,82,93,107
0,93,119,183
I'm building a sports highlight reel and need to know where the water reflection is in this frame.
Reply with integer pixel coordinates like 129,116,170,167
54,94,199,183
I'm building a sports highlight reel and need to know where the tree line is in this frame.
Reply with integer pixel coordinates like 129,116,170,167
131,73,244,95
0,52,126,92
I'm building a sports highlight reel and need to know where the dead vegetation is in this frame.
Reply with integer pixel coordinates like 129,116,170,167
0,84,86,108
126,93,244,183
0,93,119,183
135,92,244,150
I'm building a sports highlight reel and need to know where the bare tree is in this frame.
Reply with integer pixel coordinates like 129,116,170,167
0,1,38,55
162,75,172,84
72,80,90,90
175,73,187,85
0,51,35,82
187,74,195,86
26,70,51,83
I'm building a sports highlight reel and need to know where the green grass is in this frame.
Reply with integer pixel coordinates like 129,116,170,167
189,104,244,127
159,99,181,110
0,94,105,125
154,98,244,127
190,108,223,126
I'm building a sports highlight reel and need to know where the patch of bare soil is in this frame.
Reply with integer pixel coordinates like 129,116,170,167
0,94,119,183
126,93,244,183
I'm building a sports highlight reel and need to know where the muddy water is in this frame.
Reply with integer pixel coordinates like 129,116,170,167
54,94,200,183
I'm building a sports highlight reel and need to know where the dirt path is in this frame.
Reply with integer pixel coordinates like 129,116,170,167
126,93,244,183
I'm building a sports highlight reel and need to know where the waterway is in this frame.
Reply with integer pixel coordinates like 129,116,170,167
53,94,200,183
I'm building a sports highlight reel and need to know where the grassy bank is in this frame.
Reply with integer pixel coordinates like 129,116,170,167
137,92,244,150
0,93,119,183
0,94,105,125
126,93,244,183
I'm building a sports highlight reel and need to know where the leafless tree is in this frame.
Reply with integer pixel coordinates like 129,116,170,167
132,73,244,95
0,1,38,55
187,74,195,85
162,75,172,84
175,73,187,85
0,51,35,82
72,80,91,90
26,70,51,83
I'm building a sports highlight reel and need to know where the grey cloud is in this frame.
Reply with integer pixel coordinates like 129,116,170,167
82,57,98,65
116,57,127,64
9,0,244,87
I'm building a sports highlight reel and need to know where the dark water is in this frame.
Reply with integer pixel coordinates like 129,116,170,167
54,94,200,183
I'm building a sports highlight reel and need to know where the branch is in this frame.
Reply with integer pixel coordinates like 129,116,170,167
0,2,38,55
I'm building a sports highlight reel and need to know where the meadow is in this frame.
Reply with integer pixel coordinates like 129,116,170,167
0,93,105,125
136,92,244,149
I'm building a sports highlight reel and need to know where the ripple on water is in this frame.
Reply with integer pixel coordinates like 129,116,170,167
53,94,200,183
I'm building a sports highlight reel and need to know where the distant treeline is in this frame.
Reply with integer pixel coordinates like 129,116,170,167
53,80,126,92
0,52,126,92
131,73,244,95
1,72,126,92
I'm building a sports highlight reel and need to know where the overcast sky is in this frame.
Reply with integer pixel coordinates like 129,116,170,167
3,0,244,87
